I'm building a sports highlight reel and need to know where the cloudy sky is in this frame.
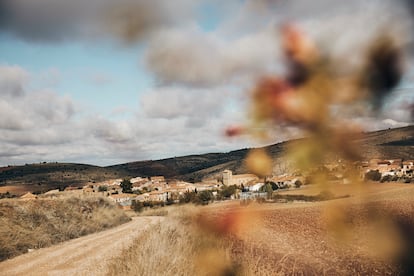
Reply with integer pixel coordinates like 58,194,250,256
0,0,413,167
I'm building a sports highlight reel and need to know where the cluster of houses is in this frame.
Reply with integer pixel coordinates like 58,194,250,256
16,158,413,208
84,175,222,209
80,170,305,209
358,159,414,178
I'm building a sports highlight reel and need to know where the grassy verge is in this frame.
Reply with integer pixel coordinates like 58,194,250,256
108,205,296,276
0,196,130,261
107,205,240,276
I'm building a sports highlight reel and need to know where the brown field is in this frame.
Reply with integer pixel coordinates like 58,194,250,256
110,183,414,275
0,185,34,195
206,183,414,275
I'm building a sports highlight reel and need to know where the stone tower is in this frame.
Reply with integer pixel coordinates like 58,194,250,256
222,170,232,186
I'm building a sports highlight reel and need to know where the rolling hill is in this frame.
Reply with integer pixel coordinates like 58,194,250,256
0,125,413,194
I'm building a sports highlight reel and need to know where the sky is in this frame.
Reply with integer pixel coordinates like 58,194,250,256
0,0,413,167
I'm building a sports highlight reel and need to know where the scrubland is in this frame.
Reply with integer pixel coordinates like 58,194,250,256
0,195,130,261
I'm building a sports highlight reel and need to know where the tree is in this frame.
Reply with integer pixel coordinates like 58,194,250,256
266,181,278,191
132,200,144,212
365,170,381,181
196,190,214,204
260,183,273,199
179,191,196,204
380,175,392,183
294,180,302,188
120,179,132,193
98,185,108,192
220,185,237,199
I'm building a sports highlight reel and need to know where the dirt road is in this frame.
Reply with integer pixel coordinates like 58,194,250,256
0,216,162,276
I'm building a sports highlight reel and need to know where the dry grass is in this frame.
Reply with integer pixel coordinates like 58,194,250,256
109,183,414,275
107,205,239,276
0,195,130,261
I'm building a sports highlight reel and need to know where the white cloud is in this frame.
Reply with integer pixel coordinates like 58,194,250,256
140,86,227,120
145,26,279,86
0,0,196,42
0,65,29,97
0,65,253,166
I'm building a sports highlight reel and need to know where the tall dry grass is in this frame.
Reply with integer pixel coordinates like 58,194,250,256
0,196,130,261
107,204,296,276
107,205,241,276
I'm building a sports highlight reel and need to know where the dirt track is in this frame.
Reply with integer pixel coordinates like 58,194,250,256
0,216,161,276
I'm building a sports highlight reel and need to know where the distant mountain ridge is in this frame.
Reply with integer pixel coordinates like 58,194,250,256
0,125,413,193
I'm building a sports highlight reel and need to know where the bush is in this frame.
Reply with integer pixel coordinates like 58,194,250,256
266,181,279,191
380,175,393,183
220,185,237,199
196,190,214,204
132,200,144,212
179,191,196,204
259,183,273,199
120,179,132,193
365,170,381,181
98,185,108,192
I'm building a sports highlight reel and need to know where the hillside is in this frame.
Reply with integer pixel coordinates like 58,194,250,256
111,125,413,181
0,163,122,194
0,126,412,193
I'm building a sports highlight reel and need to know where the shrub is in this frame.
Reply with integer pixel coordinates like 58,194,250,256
98,185,108,192
220,185,237,199
196,190,214,205
365,170,381,181
179,191,196,204
120,179,132,193
294,180,303,188
259,183,273,199
268,181,279,190
132,200,144,212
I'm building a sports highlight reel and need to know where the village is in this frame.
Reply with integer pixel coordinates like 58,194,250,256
17,158,414,209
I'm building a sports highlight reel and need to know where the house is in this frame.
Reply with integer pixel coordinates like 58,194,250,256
131,177,149,191
136,193,150,202
240,192,267,200
245,182,264,192
167,181,196,194
270,175,301,188
150,176,165,183
194,182,220,192
130,177,148,184
402,160,414,176
222,170,259,186
364,159,408,177
148,191,168,202
108,194,136,209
